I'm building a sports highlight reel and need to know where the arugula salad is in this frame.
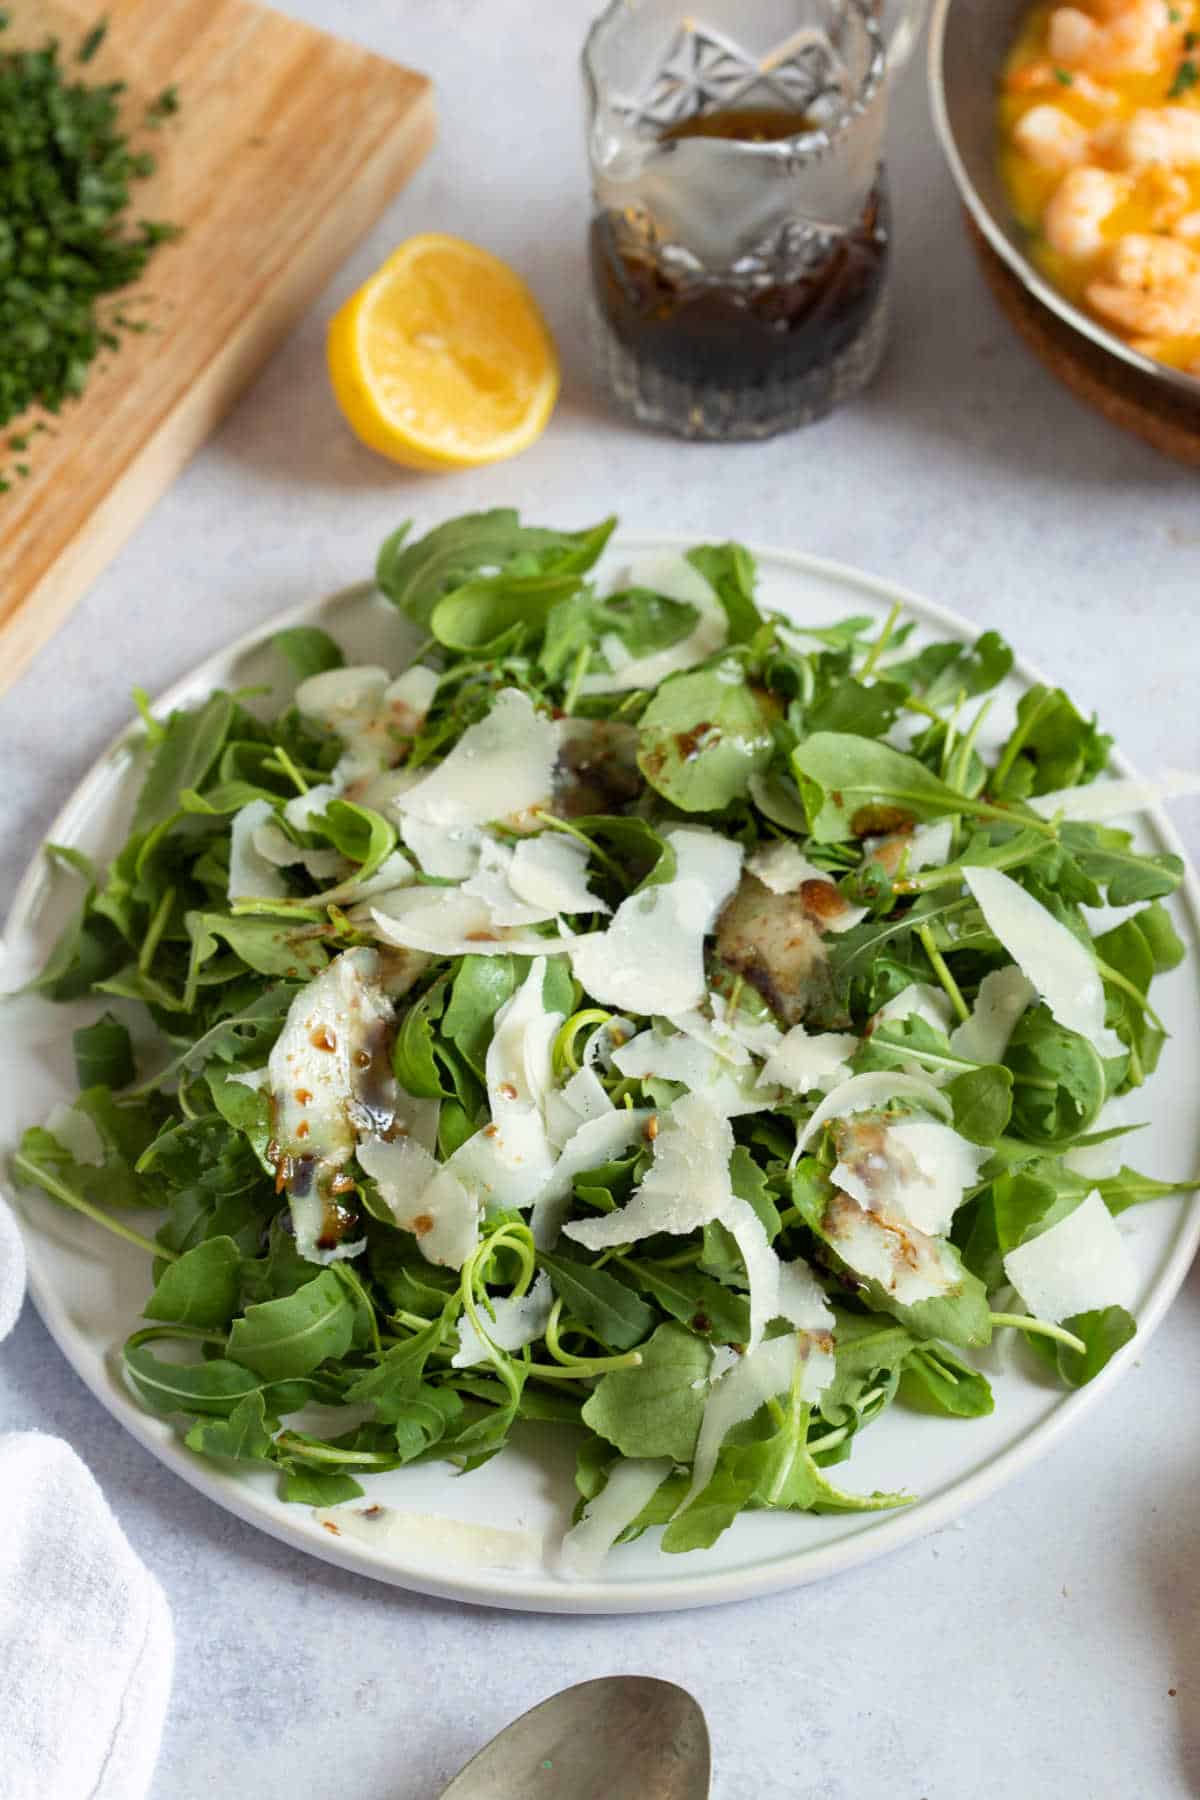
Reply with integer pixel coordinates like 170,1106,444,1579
13,511,1197,1572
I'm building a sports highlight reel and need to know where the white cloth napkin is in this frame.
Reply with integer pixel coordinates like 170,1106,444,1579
0,1200,174,1800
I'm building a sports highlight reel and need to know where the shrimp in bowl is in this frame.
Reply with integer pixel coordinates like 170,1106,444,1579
999,0,1200,374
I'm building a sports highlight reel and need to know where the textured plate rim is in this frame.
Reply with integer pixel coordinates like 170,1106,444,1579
10,534,1200,1615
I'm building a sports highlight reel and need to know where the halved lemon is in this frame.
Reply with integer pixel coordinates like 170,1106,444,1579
327,234,561,472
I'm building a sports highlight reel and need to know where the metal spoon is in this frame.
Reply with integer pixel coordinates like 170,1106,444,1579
436,1675,711,1800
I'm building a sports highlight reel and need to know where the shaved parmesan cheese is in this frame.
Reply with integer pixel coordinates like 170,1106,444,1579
509,833,610,917
578,554,727,696
1028,771,1200,821
909,820,954,869
677,1332,834,1517
357,1136,480,1269
448,960,562,1210
824,1190,962,1305
875,982,955,1035
563,1092,734,1251
228,801,289,901
570,826,742,1016
252,816,346,882
746,841,829,895
531,1108,652,1248
1063,1094,1137,1179
561,1092,779,1347
460,835,609,928
293,665,438,787
949,965,1037,1065
399,816,482,881
964,866,1122,1057
776,1257,836,1331
559,1457,674,1579
45,1101,105,1167
612,1026,773,1116
760,1026,858,1096
583,1015,634,1072
335,850,416,904
544,1065,613,1150
723,1200,781,1351
370,890,585,959
386,665,439,733
1003,1190,1136,1323
401,689,559,828
295,666,390,777
227,1066,269,1092
452,1271,555,1367
461,838,549,927
832,1118,987,1239
708,993,784,1058
793,1070,951,1158
283,780,342,832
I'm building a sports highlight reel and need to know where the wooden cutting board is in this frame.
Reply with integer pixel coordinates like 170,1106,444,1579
0,0,435,689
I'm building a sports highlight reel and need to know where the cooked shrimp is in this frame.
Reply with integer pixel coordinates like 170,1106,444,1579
1012,103,1091,171
1173,209,1200,239
1044,165,1130,255
1086,232,1200,334
1005,59,1122,108
1094,105,1200,169
1047,0,1174,77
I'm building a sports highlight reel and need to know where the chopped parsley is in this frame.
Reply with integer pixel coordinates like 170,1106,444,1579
1169,54,1199,93
0,15,181,489
1054,66,1074,84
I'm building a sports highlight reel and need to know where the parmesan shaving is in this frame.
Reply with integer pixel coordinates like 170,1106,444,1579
964,866,1122,1057
569,826,742,1016
559,1457,674,1579
251,817,346,881
509,833,610,917
1003,1190,1136,1323
949,965,1037,1065
874,982,955,1035
400,689,559,828
530,1108,652,1249
611,1025,774,1116
578,554,727,696
745,841,829,895
452,1271,555,1367
398,817,482,881
228,800,289,901
1028,772,1200,821
370,890,586,959
357,1136,480,1269
561,1093,779,1347
760,1026,859,1096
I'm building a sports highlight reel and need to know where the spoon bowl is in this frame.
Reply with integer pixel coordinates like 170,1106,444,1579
437,1676,711,1800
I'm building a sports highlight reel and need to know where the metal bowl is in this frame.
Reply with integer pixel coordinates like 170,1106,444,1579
927,0,1200,402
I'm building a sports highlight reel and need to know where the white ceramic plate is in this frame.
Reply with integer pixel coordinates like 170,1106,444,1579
6,536,1200,1615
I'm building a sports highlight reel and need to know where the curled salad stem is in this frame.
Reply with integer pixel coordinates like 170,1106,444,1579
989,1312,1087,1357
138,883,176,976
12,1153,178,1262
553,1007,617,1077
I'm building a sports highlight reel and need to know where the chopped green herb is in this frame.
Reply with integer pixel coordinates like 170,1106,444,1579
0,16,181,488
1168,7,1181,21
1169,55,1198,93
145,82,180,126
1185,29,1197,49
76,18,107,62
1054,66,1074,84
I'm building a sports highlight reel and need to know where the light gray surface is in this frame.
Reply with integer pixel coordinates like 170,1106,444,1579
1,1,1198,1795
